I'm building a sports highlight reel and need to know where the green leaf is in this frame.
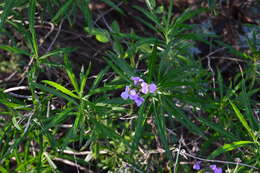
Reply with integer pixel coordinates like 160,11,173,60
12,117,22,130
0,99,31,110
64,54,79,93
0,45,31,56
133,5,160,27
90,66,109,90
29,0,38,57
131,103,150,153
96,33,110,43
29,0,36,33
93,119,130,147
89,84,124,96
45,108,73,129
79,63,92,96
153,100,172,160
147,45,157,83
240,80,259,130
111,20,120,33
229,100,256,142
38,48,76,60
104,56,131,82
32,82,79,105
196,116,238,141
145,0,156,10
208,141,254,159
0,0,16,29
42,80,79,99
0,165,8,173
173,8,206,27
77,0,92,26
51,0,74,23
100,0,125,15
85,27,110,43
44,152,57,169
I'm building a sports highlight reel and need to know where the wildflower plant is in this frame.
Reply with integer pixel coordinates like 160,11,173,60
0,0,260,172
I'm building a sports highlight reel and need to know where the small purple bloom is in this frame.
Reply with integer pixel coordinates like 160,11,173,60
210,165,222,173
149,83,157,93
210,165,217,170
131,77,144,86
134,96,144,107
121,86,130,99
141,82,149,94
193,161,201,170
129,89,138,100
215,168,222,173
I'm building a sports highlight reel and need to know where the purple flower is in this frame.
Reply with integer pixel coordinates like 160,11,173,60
210,165,217,170
131,77,144,86
214,168,222,173
120,86,144,106
193,161,201,170
141,82,157,94
149,83,157,93
121,86,130,99
129,89,138,100
141,82,149,94
210,165,222,173
134,96,144,107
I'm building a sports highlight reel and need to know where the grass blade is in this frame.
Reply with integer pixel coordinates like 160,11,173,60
208,141,254,159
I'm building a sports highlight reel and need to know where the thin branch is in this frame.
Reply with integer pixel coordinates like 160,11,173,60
46,19,64,53
179,149,258,170
53,157,89,172
3,86,29,93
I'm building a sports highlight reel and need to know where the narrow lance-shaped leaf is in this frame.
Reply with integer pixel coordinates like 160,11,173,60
42,80,79,99
29,0,38,57
79,63,92,97
31,82,79,106
64,54,79,93
0,45,31,56
208,141,254,159
229,100,256,142
131,103,150,154
51,0,74,23
153,100,172,161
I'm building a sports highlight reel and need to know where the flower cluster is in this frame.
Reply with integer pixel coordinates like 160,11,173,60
121,77,157,106
193,162,222,173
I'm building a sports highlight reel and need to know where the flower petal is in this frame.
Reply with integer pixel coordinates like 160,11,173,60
129,89,138,100
134,96,144,107
141,82,149,94
131,77,143,85
193,161,201,170
121,92,129,99
149,83,157,93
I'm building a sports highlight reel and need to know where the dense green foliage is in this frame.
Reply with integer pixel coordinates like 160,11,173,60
0,0,259,172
